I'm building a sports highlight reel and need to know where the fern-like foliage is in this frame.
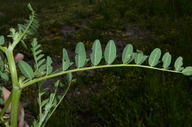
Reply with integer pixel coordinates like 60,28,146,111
19,39,192,87
62,39,192,76
25,39,74,127
7,4,39,48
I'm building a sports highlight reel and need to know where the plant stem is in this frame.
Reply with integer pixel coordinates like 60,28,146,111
37,81,43,127
22,64,182,88
6,49,19,86
10,87,22,127
5,48,21,126
0,92,12,118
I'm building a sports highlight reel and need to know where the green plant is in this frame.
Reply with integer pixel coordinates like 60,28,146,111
0,3,192,127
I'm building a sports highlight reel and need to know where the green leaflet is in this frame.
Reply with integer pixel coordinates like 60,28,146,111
162,52,172,69
27,3,33,11
182,66,192,76
62,48,70,71
90,39,102,66
65,73,73,84
122,44,133,64
0,60,4,71
18,60,34,80
104,40,116,64
0,87,3,105
37,59,45,68
36,54,44,62
0,36,4,45
75,42,86,68
134,50,147,65
174,56,183,71
148,48,161,67
0,73,9,81
46,56,53,75
34,65,46,76
41,98,49,107
128,53,136,63
40,88,49,96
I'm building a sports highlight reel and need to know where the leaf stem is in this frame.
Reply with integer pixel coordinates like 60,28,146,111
22,64,182,88
37,82,43,127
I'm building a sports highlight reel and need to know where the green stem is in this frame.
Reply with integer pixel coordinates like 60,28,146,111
37,82,43,127
10,87,21,127
22,64,182,88
11,10,35,49
5,49,21,127
0,46,6,52
0,92,12,118
5,49,19,85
